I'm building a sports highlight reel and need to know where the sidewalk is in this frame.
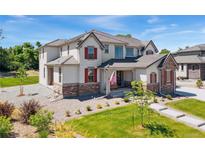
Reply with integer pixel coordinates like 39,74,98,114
150,103,205,131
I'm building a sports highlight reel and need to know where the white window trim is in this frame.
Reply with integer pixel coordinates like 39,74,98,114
126,47,134,57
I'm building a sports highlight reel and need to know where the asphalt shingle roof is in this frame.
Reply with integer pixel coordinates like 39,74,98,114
175,55,205,64
98,54,166,68
179,44,205,52
46,55,79,65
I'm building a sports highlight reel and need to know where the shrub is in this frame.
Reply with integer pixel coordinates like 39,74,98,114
38,130,49,138
114,101,120,105
0,101,15,118
96,104,102,109
29,110,53,132
11,108,22,121
123,97,130,103
75,109,81,115
165,95,172,100
196,79,203,88
144,121,176,137
0,116,13,138
65,110,71,117
20,99,42,123
86,105,92,111
53,123,76,138
153,98,158,103
105,103,110,107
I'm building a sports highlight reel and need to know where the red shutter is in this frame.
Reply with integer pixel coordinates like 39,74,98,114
85,68,88,83
94,68,97,82
85,47,88,59
154,73,157,83
94,48,97,59
164,69,167,84
170,70,173,83
150,73,153,84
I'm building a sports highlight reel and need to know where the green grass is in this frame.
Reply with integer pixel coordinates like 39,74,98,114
0,76,39,87
65,104,205,138
167,98,205,119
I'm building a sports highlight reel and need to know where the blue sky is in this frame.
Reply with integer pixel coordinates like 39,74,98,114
0,15,205,51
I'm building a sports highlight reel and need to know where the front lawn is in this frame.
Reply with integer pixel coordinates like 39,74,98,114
65,104,205,138
167,98,205,119
0,76,39,87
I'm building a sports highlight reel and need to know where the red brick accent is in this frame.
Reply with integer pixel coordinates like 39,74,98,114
147,83,159,93
160,56,176,94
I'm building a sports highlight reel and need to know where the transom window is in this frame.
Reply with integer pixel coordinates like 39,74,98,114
126,48,134,57
88,47,94,59
104,44,109,54
115,46,123,59
88,68,94,82
191,64,199,70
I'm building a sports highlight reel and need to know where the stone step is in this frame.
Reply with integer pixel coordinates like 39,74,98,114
160,108,186,118
178,115,205,127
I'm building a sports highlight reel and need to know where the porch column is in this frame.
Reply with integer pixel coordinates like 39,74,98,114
105,69,111,95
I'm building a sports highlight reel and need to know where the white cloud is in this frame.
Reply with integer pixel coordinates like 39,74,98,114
141,26,167,36
7,15,35,24
202,28,205,33
147,16,159,24
152,30,195,39
170,23,177,27
86,16,126,31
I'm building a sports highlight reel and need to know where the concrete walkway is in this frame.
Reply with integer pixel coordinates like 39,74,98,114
150,103,205,131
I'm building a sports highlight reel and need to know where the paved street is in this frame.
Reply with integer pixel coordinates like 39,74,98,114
176,87,205,101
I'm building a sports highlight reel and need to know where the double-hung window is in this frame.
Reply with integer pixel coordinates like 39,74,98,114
88,68,94,82
104,44,109,54
115,46,123,59
88,47,94,59
126,48,134,57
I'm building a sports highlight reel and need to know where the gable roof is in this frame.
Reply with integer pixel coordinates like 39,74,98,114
46,55,79,65
144,40,159,53
158,53,178,68
77,32,105,49
41,29,153,50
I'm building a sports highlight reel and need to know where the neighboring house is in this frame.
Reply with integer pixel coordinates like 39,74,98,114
174,44,205,80
39,30,178,98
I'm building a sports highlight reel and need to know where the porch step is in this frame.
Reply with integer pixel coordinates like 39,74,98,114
109,90,126,98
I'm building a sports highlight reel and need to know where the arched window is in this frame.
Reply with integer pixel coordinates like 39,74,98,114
146,50,154,55
150,72,157,84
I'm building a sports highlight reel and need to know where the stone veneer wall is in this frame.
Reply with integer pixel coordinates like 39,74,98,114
61,83,100,97
53,82,63,94
147,83,159,93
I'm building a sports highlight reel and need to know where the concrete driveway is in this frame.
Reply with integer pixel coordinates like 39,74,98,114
176,87,205,101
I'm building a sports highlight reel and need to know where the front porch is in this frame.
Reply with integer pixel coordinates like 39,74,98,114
100,68,134,95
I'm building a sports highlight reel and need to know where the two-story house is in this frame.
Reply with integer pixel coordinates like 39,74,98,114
39,30,178,98
174,44,205,80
